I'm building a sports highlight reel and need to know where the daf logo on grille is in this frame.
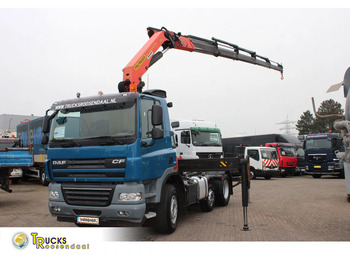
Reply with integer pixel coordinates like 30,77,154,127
53,160,67,165
112,159,126,164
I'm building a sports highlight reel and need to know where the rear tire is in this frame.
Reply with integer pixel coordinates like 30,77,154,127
216,175,230,206
155,184,178,234
200,183,215,212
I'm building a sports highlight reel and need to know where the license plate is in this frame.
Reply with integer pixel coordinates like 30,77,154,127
314,165,321,169
77,216,99,225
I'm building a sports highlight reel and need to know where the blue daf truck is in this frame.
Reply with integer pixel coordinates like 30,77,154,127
304,133,345,178
41,90,239,233
40,26,283,233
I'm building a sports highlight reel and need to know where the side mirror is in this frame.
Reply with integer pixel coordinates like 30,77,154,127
42,115,50,134
152,104,163,126
41,134,49,145
152,127,164,140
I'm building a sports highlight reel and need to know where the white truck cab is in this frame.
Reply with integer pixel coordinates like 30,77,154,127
171,120,223,159
245,146,279,180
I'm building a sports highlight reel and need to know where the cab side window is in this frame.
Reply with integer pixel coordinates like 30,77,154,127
247,149,259,161
181,131,191,144
140,98,161,139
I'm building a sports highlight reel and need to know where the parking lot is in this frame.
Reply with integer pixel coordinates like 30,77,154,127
1,175,350,241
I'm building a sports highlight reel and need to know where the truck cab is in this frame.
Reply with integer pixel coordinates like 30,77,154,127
304,133,344,178
245,146,279,180
265,142,297,176
171,120,223,159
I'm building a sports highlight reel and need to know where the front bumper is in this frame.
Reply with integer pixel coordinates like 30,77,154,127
255,169,280,177
48,182,147,224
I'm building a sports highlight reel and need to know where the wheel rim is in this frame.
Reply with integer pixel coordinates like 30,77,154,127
170,195,178,225
223,179,229,199
208,189,215,207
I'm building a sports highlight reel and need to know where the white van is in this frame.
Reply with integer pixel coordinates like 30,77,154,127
171,120,223,159
245,146,279,180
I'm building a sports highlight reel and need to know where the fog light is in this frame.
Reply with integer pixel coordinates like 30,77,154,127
119,193,142,201
51,206,61,212
328,166,335,171
49,191,59,199
118,211,130,216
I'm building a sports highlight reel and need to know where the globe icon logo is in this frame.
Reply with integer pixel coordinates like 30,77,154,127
13,233,29,249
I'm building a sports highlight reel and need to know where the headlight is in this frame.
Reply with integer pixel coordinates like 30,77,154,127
49,191,60,199
119,193,142,201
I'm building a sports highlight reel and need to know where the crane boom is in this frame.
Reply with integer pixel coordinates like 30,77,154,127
119,27,283,93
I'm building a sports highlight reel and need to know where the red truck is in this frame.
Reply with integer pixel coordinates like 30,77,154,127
265,142,297,176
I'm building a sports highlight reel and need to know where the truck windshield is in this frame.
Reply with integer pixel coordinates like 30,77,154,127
261,149,278,159
305,138,332,150
49,103,136,146
279,146,296,157
191,130,222,147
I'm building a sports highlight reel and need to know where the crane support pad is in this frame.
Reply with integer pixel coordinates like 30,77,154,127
177,157,240,173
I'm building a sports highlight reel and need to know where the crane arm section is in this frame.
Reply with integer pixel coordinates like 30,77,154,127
119,27,283,93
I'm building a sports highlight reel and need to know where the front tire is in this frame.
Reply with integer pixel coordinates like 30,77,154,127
155,184,178,234
40,168,49,186
250,170,256,180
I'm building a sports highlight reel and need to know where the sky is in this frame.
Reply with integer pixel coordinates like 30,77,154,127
1,5,350,138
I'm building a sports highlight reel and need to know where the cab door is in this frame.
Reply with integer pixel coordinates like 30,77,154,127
246,149,261,170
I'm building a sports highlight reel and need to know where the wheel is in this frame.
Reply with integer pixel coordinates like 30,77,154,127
200,183,215,212
264,176,272,180
216,175,230,206
312,174,321,179
40,168,49,186
155,184,178,234
250,170,256,180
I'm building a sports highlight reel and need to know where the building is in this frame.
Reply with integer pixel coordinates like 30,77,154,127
0,114,41,133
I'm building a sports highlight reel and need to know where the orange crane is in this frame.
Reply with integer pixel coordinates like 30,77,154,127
118,27,284,93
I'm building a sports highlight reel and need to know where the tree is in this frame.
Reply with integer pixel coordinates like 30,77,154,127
295,110,315,135
314,99,344,133
296,99,344,135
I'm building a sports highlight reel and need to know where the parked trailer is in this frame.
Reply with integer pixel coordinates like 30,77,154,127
0,138,33,192
17,117,49,185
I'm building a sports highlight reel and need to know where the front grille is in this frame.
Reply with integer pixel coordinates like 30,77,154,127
53,172,124,178
196,153,222,159
286,162,295,167
309,154,327,163
62,184,115,207
52,158,126,169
